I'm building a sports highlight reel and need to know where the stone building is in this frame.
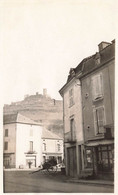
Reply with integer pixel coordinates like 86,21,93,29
59,69,84,177
59,40,115,179
80,40,115,179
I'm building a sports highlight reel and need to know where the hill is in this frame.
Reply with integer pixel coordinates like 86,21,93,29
4,89,63,137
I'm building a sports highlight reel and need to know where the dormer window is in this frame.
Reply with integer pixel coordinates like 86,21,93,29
96,58,100,65
69,68,75,77
91,73,103,101
95,53,100,65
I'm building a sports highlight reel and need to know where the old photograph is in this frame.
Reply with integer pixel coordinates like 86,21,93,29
0,0,116,193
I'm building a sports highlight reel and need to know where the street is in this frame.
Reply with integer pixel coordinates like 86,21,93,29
4,170,114,193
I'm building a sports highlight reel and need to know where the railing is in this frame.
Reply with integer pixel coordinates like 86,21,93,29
26,150,37,154
64,131,76,143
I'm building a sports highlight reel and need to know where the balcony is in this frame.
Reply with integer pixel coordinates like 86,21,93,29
64,131,76,143
25,150,37,154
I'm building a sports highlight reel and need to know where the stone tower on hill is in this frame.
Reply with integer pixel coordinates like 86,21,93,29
4,89,63,137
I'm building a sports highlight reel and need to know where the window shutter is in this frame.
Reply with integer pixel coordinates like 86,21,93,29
69,88,74,106
96,75,102,98
70,119,76,140
97,107,105,133
93,109,98,135
91,74,103,100
92,77,97,100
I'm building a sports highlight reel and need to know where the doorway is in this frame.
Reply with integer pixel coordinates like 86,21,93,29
67,146,77,177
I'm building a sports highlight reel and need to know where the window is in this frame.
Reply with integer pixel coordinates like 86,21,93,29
29,141,33,152
5,129,8,137
70,118,76,141
96,58,100,65
97,145,114,172
69,88,74,107
93,107,105,135
4,142,8,150
91,74,103,101
57,144,60,152
86,149,93,168
43,143,46,151
30,129,33,136
95,53,100,65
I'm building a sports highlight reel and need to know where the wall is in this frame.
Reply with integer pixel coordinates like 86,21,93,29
3,123,16,167
42,138,63,154
16,123,42,168
3,123,16,154
81,60,114,141
63,78,84,142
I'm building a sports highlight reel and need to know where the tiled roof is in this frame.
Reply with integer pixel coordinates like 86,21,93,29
3,114,17,124
3,113,41,125
79,42,115,78
42,127,63,140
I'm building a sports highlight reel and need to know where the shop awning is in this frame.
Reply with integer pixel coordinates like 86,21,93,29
85,139,114,147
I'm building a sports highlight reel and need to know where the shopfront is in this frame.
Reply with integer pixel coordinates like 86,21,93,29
85,140,114,179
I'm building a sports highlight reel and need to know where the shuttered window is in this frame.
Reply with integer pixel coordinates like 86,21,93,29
43,143,46,151
57,144,60,152
91,74,103,100
4,142,8,150
69,88,74,107
30,141,33,152
70,118,76,141
5,129,8,137
93,107,105,135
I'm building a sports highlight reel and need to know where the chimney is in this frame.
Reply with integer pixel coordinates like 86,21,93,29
98,41,111,52
43,88,47,97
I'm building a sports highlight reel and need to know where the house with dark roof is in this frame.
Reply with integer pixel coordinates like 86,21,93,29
59,65,84,178
59,40,115,180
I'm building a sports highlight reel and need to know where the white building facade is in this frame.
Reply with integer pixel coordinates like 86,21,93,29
3,113,42,169
59,69,84,177
42,128,63,164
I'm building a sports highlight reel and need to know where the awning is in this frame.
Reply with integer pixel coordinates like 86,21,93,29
85,139,114,147
42,153,62,156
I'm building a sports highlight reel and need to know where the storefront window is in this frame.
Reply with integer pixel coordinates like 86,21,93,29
85,149,93,168
97,145,114,172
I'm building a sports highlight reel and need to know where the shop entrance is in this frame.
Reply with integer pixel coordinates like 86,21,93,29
26,156,36,168
97,145,114,173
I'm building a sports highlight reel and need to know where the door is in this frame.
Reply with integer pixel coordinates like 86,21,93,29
26,156,36,168
67,146,77,177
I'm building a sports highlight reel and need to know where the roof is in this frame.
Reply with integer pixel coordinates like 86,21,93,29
42,127,63,140
59,40,115,95
3,113,41,125
59,54,95,95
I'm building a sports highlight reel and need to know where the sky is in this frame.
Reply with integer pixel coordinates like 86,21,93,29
0,0,117,104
